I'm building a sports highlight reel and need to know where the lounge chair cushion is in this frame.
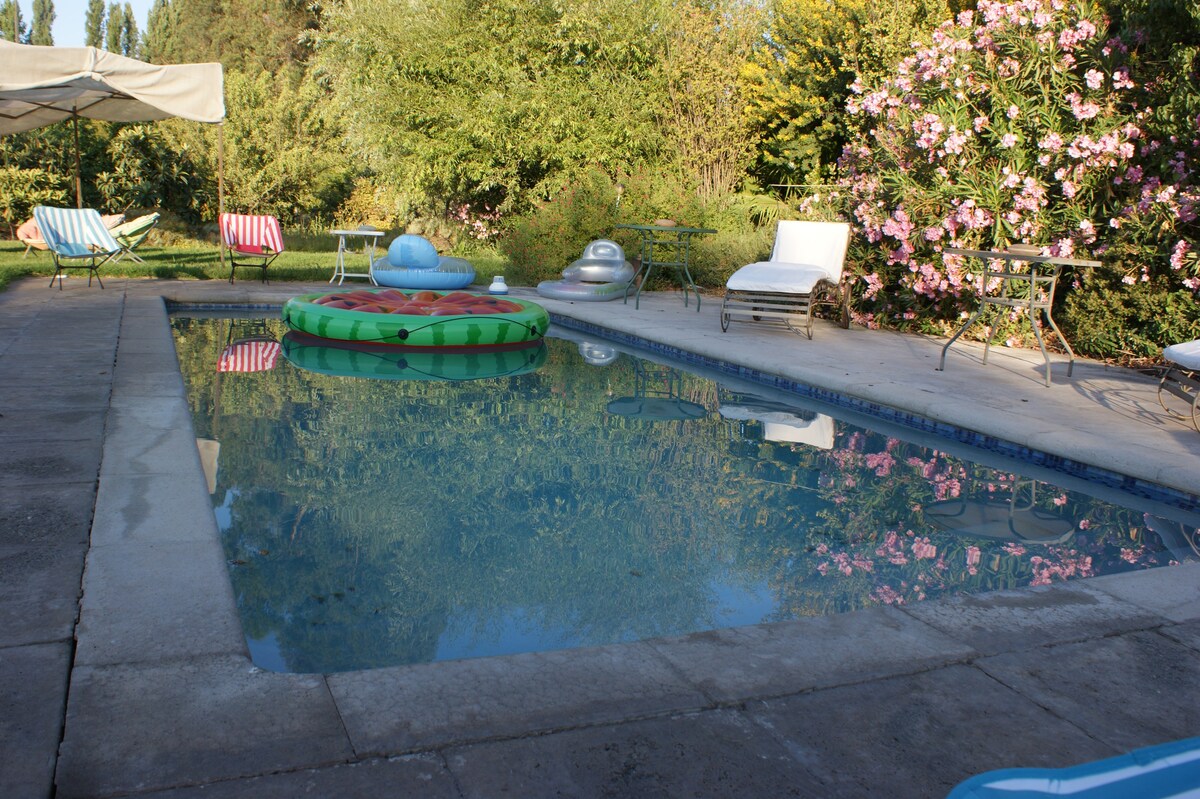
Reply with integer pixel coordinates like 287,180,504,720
726,261,836,294
1164,339,1200,370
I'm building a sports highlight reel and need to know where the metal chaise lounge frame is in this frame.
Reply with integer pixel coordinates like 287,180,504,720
1158,338,1200,433
720,219,852,340
33,205,124,290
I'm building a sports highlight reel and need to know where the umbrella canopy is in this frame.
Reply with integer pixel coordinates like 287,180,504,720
0,40,224,134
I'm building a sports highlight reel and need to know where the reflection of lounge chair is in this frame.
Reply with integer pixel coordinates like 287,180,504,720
1159,338,1200,433
19,212,124,257
109,212,161,263
925,479,1075,545
720,220,851,339
220,212,284,283
33,206,124,289
718,398,835,450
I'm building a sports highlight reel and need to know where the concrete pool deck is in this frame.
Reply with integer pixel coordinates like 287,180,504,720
1,276,1197,798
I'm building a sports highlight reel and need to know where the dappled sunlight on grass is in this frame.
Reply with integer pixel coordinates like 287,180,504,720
0,238,516,291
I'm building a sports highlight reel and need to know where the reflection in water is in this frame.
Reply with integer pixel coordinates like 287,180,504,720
170,317,1200,674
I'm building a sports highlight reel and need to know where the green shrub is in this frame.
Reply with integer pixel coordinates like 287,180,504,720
500,169,622,286
0,167,68,237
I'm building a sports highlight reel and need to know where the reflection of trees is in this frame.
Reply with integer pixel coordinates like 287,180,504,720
171,317,1194,673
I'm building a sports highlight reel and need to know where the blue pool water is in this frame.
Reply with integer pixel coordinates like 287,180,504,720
171,315,1200,674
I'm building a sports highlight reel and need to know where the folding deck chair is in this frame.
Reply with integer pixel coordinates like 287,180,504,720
720,220,852,339
109,212,161,263
19,212,125,258
219,213,284,283
33,206,124,290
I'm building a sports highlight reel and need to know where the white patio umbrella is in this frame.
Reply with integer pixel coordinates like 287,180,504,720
0,40,228,264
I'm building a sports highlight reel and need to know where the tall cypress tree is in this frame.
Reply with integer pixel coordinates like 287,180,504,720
142,0,174,63
0,0,28,42
119,1,136,56
31,0,54,45
105,2,122,51
84,0,105,47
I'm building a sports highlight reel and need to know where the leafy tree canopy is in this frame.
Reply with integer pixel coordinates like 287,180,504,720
314,0,675,217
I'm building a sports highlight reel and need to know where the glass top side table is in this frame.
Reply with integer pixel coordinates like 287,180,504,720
937,247,1100,387
616,223,716,311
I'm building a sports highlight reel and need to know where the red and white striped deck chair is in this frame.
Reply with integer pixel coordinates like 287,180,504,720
219,213,285,283
218,337,281,373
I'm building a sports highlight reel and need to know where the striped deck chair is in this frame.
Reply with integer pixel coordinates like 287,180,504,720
19,212,125,258
220,213,284,283
33,206,124,290
109,212,161,263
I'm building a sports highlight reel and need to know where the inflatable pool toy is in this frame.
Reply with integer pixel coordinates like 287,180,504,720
282,288,549,349
537,239,635,302
947,735,1200,798
371,233,477,290
281,331,547,382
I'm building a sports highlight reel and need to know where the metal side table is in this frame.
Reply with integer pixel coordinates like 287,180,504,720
616,223,716,311
329,227,385,285
938,247,1100,386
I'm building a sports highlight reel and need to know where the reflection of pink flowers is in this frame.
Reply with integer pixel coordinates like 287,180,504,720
913,538,938,559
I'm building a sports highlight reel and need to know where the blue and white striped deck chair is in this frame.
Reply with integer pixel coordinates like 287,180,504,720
33,206,124,290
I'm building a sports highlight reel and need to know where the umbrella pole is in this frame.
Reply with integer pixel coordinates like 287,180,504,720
73,114,82,208
217,122,226,274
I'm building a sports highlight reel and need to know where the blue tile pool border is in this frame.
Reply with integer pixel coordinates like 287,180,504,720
166,302,1200,516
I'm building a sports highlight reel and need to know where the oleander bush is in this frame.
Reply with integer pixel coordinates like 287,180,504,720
835,0,1200,360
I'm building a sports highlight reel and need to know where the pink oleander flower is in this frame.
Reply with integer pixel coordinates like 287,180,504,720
1084,69,1104,89
1000,133,1019,148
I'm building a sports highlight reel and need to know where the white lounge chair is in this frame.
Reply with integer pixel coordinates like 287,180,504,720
1159,338,1200,432
720,220,851,339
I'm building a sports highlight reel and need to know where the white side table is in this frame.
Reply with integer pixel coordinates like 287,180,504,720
330,228,385,285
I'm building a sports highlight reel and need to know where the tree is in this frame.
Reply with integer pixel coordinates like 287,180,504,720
315,0,672,217
660,0,766,200
85,0,104,47
119,1,137,56
150,0,322,72
105,2,123,52
0,0,28,42
742,0,953,187
31,0,54,45
142,0,175,63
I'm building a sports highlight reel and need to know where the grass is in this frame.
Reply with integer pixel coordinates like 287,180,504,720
0,236,514,292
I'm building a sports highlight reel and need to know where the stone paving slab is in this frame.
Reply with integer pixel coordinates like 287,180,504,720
133,754,460,798
90,470,222,548
1160,619,1200,651
97,398,208,481
1087,561,1200,623
74,538,245,667
55,656,353,799
645,607,976,703
328,641,710,755
0,408,107,444
745,664,1118,799
900,581,1166,656
0,642,71,799
0,438,102,488
976,630,1200,753
0,482,90,645
446,708,819,798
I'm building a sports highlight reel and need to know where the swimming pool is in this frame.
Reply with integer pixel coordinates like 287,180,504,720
172,315,1200,674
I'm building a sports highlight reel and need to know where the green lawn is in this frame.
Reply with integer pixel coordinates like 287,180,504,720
0,235,512,292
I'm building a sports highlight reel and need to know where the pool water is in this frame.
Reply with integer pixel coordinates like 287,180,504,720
172,316,1199,674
